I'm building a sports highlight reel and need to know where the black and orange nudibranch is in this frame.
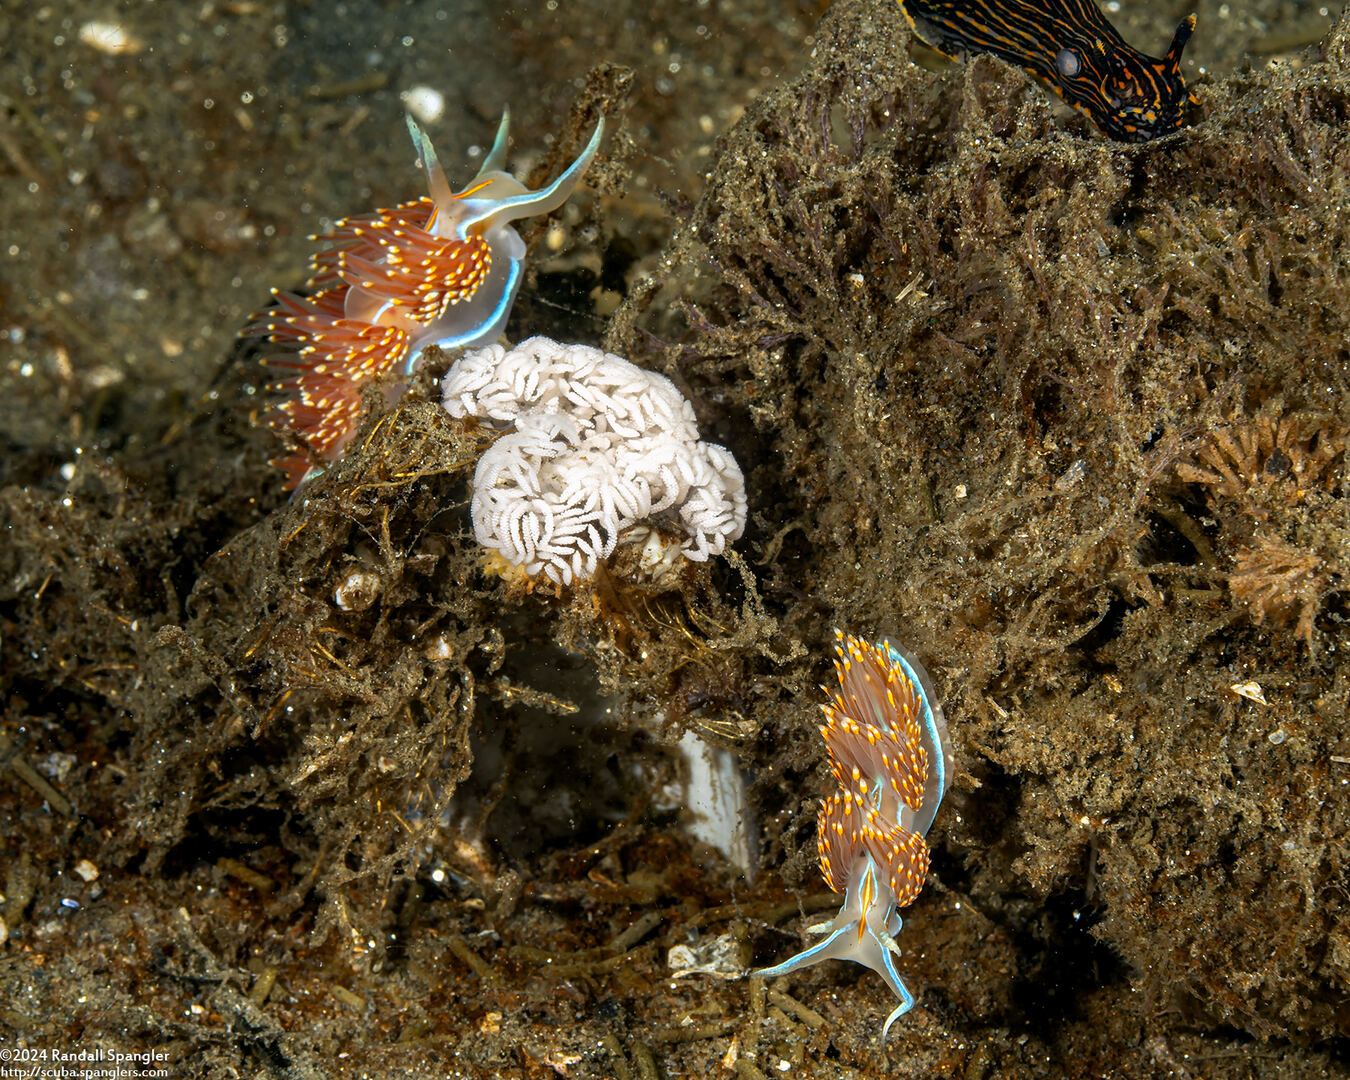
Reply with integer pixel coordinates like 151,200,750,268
897,0,1197,141
244,111,603,487
756,631,954,1038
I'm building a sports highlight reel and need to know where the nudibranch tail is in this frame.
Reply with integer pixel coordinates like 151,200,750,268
243,106,603,488
896,0,1198,142
756,630,953,1039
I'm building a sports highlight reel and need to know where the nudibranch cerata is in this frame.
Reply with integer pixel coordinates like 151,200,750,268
244,111,604,488
757,629,954,1039
896,0,1197,141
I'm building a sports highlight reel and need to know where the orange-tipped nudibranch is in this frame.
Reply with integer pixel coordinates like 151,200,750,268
756,630,954,1039
244,110,604,487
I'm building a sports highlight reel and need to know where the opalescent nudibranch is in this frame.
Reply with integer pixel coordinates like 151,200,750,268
757,630,954,1038
245,110,604,487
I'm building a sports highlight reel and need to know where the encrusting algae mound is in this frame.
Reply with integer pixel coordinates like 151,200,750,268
1,0,1348,1073
606,0,1350,1045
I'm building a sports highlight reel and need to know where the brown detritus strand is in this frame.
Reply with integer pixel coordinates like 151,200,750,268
1230,535,1340,644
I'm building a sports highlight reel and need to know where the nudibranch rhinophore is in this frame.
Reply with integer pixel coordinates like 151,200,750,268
896,0,1197,142
244,110,604,488
757,630,954,1039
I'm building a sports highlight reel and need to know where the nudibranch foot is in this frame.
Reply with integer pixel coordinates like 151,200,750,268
755,631,953,1039
243,107,603,488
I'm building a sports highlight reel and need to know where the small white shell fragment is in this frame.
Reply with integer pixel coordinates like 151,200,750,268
423,635,454,660
667,932,750,979
78,21,144,55
635,525,682,579
73,859,100,883
1054,458,1088,491
1230,680,1268,705
0,913,7,946
334,569,381,612
678,731,755,877
667,944,696,970
400,85,446,125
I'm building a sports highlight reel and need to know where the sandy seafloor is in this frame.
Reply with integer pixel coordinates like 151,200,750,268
2,1,1349,1078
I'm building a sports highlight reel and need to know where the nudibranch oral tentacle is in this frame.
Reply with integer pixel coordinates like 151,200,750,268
244,109,603,488
896,0,1197,142
756,630,953,1039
